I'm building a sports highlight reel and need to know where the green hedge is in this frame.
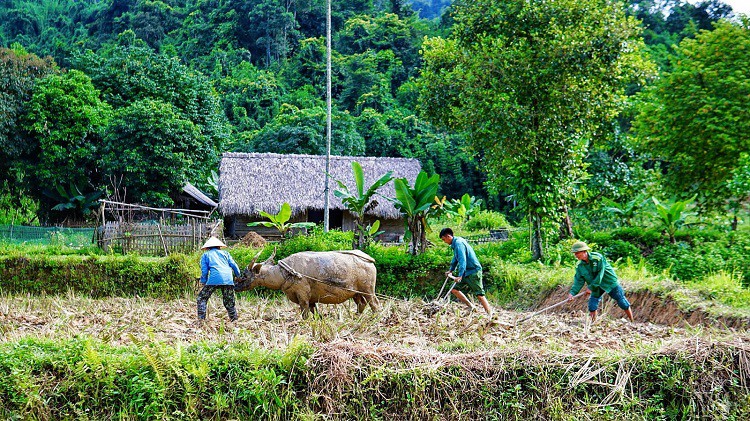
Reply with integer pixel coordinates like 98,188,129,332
3,226,749,298
1,337,748,420
580,228,750,283
365,244,452,297
0,254,196,297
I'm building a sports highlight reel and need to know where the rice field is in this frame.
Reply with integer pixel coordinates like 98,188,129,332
2,292,746,355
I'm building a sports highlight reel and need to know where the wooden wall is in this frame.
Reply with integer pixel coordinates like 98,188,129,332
225,210,405,242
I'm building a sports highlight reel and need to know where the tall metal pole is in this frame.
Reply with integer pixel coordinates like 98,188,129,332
323,0,332,232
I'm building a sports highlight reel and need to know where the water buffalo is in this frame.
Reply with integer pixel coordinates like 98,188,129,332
235,249,380,318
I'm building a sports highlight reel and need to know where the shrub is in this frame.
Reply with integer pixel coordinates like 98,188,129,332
275,228,353,258
674,228,724,245
543,238,579,266
365,244,451,297
477,230,532,263
0,254,195,297
725,231,750,284
610,227,664,251
585,231,613,246
648,243,726,281
229,229,354,268
602,240,642,262
464,211,510,232
0,183,39,225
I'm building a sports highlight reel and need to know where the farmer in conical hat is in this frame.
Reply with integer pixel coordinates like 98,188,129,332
196,236,241,324
568,241,634,322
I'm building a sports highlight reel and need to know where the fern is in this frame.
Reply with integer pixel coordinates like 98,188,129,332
128,333,166,390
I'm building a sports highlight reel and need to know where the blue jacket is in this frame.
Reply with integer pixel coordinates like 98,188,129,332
449,236,482,277
200,248,241,286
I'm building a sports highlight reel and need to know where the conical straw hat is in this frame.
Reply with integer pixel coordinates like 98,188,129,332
202,236,227,249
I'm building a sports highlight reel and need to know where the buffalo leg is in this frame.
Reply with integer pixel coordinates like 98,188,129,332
354,294,367,313
364,289,380,312
296,294,311,319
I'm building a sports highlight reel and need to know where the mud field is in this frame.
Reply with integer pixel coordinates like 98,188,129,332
2,291,748,354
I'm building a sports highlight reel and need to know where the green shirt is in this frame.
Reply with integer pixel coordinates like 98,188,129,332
570,252,620,295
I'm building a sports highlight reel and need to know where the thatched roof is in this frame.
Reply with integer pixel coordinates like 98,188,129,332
182,182,218,208
219,153,422,219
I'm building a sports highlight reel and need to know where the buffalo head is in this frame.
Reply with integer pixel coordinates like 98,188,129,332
234,249,276,291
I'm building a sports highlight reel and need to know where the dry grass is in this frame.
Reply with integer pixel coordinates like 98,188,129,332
2,292,747,355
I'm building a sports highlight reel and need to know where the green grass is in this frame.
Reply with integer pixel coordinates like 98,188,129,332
1,336,748,420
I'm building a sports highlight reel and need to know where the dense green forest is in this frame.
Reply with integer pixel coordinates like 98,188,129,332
0,0,747,255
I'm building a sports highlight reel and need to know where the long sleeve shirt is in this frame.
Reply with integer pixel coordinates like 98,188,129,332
200,248,241,286
449,236,482,277
570,252,620,295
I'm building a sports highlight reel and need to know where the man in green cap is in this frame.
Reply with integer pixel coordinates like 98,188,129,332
568,241,634,322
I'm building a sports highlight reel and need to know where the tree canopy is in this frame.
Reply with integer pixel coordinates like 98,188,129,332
418,0,653,259
0,0,744,237
633,19,750,212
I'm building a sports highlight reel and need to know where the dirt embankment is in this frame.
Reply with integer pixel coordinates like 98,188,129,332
537,286,750,329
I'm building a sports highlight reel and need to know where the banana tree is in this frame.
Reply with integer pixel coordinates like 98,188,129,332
651,196,697,244
450,193,483,223
430,195,455,219
602,195,649,226
332,161,394,249
392,171,440,255
206,169,219,196
247,202,316,239
42,182,104,223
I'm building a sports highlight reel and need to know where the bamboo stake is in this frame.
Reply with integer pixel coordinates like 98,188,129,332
157,219,169,256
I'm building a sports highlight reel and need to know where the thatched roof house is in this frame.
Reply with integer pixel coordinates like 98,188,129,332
219,152,421,239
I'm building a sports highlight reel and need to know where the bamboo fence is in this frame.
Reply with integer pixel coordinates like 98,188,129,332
97,220,222,255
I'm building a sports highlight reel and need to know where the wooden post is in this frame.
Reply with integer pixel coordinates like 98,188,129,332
157,219,169,256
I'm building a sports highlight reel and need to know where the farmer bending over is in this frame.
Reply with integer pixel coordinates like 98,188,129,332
568,241,634,322
440,227,493,316
197,236,241,324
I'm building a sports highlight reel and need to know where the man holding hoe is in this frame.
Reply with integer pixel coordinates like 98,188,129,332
440,227,493,316
568,241,634,322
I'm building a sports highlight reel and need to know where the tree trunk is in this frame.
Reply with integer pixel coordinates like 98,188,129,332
559,203,574,239
531,212,544,261
732,214,738,231
418,217,428,254
353,218,365,250
408,217,420,255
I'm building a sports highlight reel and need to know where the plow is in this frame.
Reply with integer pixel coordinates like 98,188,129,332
422,275,459,317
